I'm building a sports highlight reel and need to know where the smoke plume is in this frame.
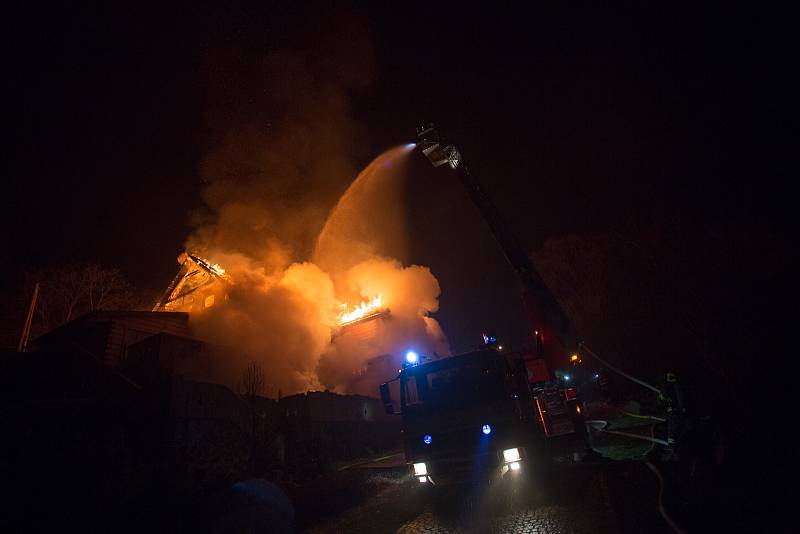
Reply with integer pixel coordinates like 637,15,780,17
183,18,448,396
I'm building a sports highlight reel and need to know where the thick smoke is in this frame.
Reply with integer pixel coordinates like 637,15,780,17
187,8,375,271
183,18,448,396
187,253,336,393
312,145,415,290
186,148,450,395
316,257,449,396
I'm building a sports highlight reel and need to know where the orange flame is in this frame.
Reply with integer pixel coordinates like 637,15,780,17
337,294,384,326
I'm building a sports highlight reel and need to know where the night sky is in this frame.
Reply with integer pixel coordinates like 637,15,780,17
5,3,792,353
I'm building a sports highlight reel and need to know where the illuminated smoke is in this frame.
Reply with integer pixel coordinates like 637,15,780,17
186,253,337,393
317,256,449,396
313,144,415,287
310,143,448,395
185,148,449,396
181,14,447,396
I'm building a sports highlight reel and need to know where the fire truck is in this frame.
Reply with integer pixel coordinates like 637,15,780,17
379,125,591,485
380,346,587,485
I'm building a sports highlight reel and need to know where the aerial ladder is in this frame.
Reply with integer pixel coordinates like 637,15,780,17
416,124,586,437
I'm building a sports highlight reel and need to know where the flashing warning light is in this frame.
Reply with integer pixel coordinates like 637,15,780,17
570,354,579,362
576,405,582,415
423,434,432,445
482,424,492,435
405,351,419,364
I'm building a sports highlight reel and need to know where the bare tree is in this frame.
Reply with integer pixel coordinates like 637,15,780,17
83,262,134,310
533,229,682,381
530,221,766,384
27,262,144,335
241,360,266,398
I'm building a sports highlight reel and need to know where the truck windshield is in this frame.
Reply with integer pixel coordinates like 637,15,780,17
402,355,508,413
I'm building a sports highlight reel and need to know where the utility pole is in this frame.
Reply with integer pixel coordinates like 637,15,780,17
17,282,39,352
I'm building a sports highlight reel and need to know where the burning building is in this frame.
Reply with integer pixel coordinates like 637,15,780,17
148,142,451,398
151,249,447,397
332,301,399,395
152,252,231,313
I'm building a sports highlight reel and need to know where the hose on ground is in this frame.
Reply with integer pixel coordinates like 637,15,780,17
585,420,669,447
579,344,685,533
604,429,670,446
645,458,688,534
644,423,657,459
620,410,666,422
587,418,685,533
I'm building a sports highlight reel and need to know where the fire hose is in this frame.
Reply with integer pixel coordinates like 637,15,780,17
579,344,688,534
584,420,669,447
578,342,662,395
645,458,688,534
620,411,666,422
585,420,686,534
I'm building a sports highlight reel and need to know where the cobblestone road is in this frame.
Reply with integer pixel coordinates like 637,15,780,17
396,465,618,534
303,461,665,534
300,423,675,534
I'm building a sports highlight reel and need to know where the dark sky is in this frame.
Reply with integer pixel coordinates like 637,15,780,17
5,3,792,352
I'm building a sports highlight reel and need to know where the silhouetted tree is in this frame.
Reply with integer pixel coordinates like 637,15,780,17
241,360,266,397
27,262,145,335
531,219,788,389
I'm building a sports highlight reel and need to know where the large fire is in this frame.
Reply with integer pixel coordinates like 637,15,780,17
176,145,449,396
337,294,384,326
187,253,231,280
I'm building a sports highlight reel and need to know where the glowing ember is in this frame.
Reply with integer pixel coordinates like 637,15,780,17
337,294,384,326
188,253,231,280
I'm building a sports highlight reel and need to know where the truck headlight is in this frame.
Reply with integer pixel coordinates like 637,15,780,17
413,462,428,476
503,448,521,463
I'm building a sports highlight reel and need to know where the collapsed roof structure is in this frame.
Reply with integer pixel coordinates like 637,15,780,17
152,252,231,313
151,251,408,396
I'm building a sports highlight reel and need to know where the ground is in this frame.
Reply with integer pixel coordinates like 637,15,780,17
297,414,671,534
299,461,667,533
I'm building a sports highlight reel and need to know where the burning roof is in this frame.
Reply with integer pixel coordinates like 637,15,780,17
336,294,387,327
152,252,232,313
154,252,391,326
